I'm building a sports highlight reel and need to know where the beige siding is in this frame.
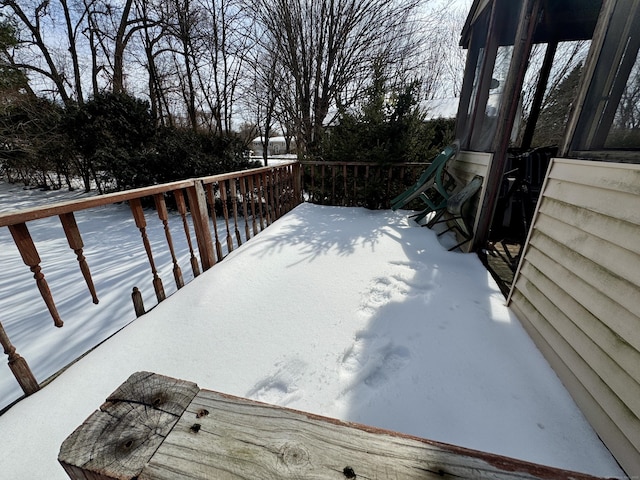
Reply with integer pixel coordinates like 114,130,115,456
452,151,492,182
508,158,640,476
450,151,492,251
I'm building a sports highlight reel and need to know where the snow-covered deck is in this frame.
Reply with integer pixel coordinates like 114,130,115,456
0,203,625,478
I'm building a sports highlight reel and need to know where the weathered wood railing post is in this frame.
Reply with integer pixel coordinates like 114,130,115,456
60,371,602,480
0,320,39,395
59,212,99,304
8,222,63,327
186,180,215,271
129,198,166,303
173,189,200,278
154,194,184,289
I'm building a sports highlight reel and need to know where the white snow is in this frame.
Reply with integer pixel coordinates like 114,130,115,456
0,181,626,478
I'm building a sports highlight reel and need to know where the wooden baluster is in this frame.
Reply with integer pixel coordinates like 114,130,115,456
279,167,285,216
273,169,281,219
365,165,370,202
343,164,348,207
278,167,285,215
230,179,242,246
386,166,393,209
321,164,326,205
173,189,200,278
131,287,146,317
292,163,300,207
8,223,63,327
129,198,166,303
0,320,39,395
219,180,234,253
331,165,337,205
205,184,224,262
285,166,291,212
353,164,358,205
59,212,99,304
248,175,258,236
281,166,288,214
269,169,280,221
262,171,272,226
286,165,294,212
239,177,251,241
154,194,184,289
257,173,266,230
310,163,316,203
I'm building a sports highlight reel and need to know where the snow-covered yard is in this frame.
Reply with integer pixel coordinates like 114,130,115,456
0,182,625,478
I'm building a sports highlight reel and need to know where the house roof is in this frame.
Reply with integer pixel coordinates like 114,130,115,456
460,0,602,48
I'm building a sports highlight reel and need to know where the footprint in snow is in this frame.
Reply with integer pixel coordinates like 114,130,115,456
359,263,437,317
340,333,411,393
246,358,306,406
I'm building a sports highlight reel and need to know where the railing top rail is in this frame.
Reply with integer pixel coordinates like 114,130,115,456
299,161,430,167
0,163,301,228
199,161,298,184
0,179,196,228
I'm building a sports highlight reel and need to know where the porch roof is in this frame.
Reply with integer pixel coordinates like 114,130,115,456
0,203,624,478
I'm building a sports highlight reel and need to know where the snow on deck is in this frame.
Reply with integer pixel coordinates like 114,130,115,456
0,203,625,478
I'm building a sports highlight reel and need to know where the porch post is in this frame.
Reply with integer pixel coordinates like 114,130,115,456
473,0,541,250
186,180,216,271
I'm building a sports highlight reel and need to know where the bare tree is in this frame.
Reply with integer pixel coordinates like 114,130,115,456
196,0,254,135
247,0,424,157
1,0,80,104
243,44,280,164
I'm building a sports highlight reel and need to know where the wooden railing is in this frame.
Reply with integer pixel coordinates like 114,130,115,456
0,162,301,398
0,160,424,402
301,161,429,209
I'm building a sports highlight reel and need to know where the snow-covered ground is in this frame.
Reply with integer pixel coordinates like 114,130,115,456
0,181,625,478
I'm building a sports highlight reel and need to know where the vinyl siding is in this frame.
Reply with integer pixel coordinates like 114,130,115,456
508,158,640,476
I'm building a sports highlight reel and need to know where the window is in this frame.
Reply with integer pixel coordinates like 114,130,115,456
456,0,522,153
569,0,640,154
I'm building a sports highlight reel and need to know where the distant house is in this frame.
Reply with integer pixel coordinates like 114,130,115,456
251,136,296,157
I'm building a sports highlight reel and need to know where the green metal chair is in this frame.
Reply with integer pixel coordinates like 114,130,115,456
390,141,459,211
410,153,458,223
427,175,483,251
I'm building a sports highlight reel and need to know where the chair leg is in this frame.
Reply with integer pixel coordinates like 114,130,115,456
448,236,472,252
